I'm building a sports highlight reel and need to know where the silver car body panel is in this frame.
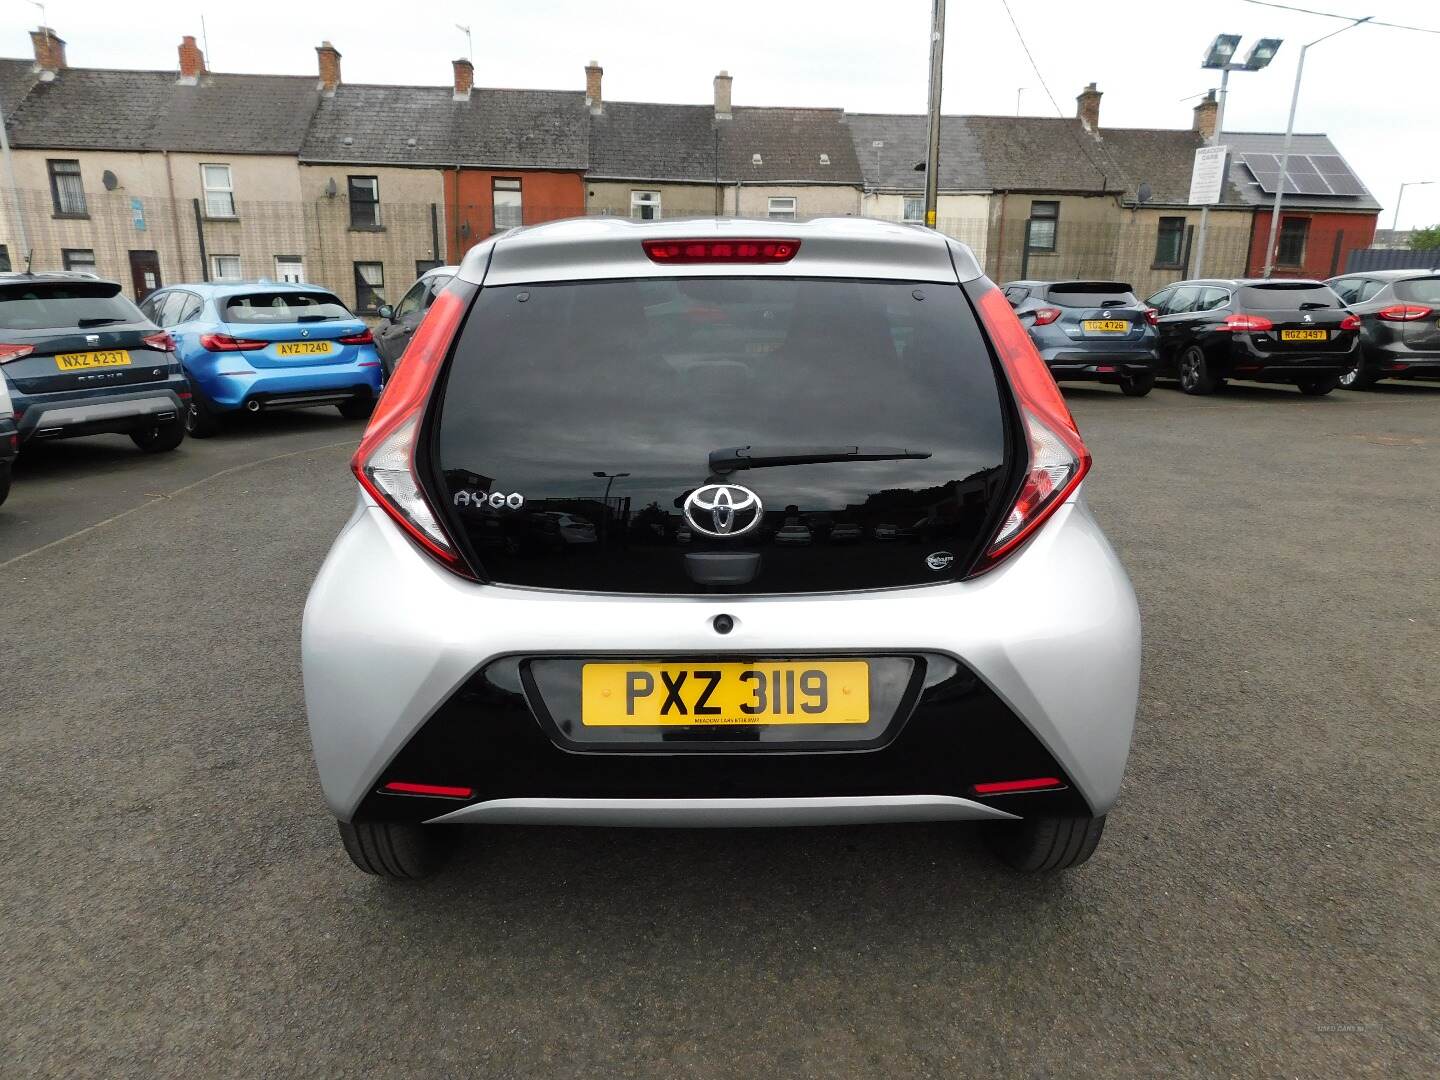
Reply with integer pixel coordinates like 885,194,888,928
428,795,1019,827
303,487,1140,823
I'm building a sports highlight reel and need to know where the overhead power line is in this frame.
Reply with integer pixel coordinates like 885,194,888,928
1239,0,1440,35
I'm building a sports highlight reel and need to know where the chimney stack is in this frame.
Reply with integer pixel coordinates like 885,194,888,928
1076,82,1102,131
1192,89,1219,141
453,58,473,101
714,70,733,120
585,61,603,115
178,35,207,84
316,41,342,96
30,27,66,78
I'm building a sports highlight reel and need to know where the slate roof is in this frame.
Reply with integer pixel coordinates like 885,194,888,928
588,101,719,181
300,85,588,169
1220,131,1381,212
0,57,36,114
848,113,985,191
720,107,861,185
4,66,319,154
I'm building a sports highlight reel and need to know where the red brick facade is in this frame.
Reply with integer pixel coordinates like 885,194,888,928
442,170,586,260
1246,209,1378,279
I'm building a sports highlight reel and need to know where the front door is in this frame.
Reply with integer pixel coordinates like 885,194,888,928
128,250,162,302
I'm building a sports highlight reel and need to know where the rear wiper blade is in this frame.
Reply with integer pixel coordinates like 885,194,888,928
296,314,335,322
1298,302,1332,310
77,317,127,327
708,445,931,475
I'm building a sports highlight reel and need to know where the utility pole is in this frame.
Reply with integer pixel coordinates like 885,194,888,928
1192,67,1230,278
922,0,946,229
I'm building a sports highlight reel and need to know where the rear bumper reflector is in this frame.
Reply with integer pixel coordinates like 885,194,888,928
972,777,1066,795
381,781,474,799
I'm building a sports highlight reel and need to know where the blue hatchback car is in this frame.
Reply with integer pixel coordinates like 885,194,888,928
138,282,382,436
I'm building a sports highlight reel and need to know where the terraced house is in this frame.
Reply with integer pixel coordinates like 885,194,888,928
0,26,1379,314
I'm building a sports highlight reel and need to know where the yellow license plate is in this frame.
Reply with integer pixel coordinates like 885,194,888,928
55,350,132,371
274,341,334,357
1082,320,1129,333
1280,329,1328,341
581,660,870,726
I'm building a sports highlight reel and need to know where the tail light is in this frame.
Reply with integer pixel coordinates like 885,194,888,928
1220,313,1273,332
1338,313,1361,331
1376,303,1432,322
643,239,799,264
1030,307,1062,326
199,332,268,351
1144,308,1159,326
338,328,375,345
141,331,176,352
970,286,1091,576
351,285,473,577
0,344,35,364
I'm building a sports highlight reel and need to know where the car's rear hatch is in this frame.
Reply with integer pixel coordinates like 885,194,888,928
1236,282,1354,353
218,289,369,368
1045,281,1151,345
0,280,175,395
429,276,1016,594
1393,276,1440,351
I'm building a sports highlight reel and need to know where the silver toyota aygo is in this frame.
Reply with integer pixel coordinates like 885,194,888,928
303,217,1141,879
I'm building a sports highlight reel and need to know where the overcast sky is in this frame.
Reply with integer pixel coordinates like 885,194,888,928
5,0,1438,229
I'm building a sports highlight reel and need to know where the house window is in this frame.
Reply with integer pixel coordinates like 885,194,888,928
201,164,236,218
348,176,380,228
492,178,522,231
48,159,87,216
1277,217,1309,266
903,197,925,223
1027,201,1059,251
353,261,385,313
209,254,242,281
631,190,662,221
767,196,797,221
0,245,9,273
275,255,305,283
62,248,97,274
1154,217,1186,268
415,259,442,277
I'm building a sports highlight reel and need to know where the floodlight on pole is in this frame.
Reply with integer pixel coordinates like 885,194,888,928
1243,38,1283,71
1201,34,1242,69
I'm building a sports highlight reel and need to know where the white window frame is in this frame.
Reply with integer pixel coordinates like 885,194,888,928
767,196,797,221
210,254,242,282
274,255,305,284
62,248,97,274
201,164,236,219
492,178,523,232
902,196,924,223
630,190,662,221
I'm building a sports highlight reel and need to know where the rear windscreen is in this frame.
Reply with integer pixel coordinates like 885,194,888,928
223,291,351,324
0,281,142,331
1395,278,1440,304
1237,284,1337,309
1045,282,1137,307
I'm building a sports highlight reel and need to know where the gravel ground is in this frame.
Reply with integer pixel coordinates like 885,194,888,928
2,382,1436,1078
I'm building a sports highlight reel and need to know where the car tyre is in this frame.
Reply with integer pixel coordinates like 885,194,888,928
1297,377,1339,397
1119,372,1155,397
0,461,10,507
338,395,376,420
337,820,452,879
1338,357,1379,390
129,416,186,453
986,814,1106,872
1177,346,1220,395
185,393,223,438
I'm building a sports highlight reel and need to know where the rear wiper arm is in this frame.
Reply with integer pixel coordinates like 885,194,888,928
708,445,931,476
1298,302,1331,310
77,317,127,327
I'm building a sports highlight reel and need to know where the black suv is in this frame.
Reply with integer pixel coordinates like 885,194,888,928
1146,278,1359,395
1001,279,1159,396
0,274,189,452
1326,269,1440,389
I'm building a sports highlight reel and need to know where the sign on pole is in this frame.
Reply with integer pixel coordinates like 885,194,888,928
1189,145,1228,205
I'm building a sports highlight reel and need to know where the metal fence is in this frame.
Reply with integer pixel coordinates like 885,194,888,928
1343,247,1440,273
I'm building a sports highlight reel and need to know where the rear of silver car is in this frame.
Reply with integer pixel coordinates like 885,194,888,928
303,218,1141,879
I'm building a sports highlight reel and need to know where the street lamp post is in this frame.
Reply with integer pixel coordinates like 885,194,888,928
593,471,630,505
921,0,946,229
1392,181,1436,234
1261,16,1372,278
1194,34,1283,277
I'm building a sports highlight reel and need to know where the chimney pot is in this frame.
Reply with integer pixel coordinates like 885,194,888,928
178,34,207,83
585,60,603,115
453,58,474,101
714,70,733,120
1076,81,1102,131
316,41,342,96
1192,88,1219,141
30,26,66,77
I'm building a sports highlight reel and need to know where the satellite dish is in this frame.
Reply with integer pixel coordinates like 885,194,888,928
323,177,338,198
101,170,118,191
1136,182,1153,205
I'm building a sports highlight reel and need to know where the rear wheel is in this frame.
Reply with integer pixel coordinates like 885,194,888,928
1339,357,1379,390
1297,376,1339,397
185,393,222,438
337,820,452,879
129,416,186,453
0,461,10,507
1119,372,1155,397
338,394,375,420
1177,346,1220,395
986,814,1106,872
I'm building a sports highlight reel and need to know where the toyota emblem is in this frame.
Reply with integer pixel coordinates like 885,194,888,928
683,484,763,538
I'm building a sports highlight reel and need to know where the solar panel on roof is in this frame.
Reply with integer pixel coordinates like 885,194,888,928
1240,151,1367,198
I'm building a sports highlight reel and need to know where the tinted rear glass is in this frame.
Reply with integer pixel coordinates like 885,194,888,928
223,291,350,324
1237,284,1337,309
0,281,142,330
1395,278,1440,304
1045,282,1137,307
435,277,1011,594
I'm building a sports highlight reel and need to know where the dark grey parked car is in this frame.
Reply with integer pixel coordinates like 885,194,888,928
1326,268,1440,389
1001,280,1159,396
374,264,457,377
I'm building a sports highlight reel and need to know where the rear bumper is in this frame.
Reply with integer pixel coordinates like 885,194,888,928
303,489,1142,824
1228,337,1358,381
191,360,381,412
16,384,187,442
1039,347,1156,383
